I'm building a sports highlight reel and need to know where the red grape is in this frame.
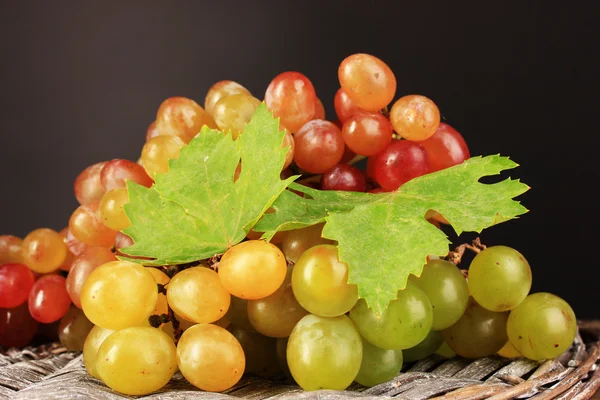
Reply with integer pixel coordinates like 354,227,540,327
28,275,72,323
100,159,153,191
334,88,364,123
69,202,117,246
342,112,393,156
338,54,396,112
293,120,345,174
66,246,117,308
155,96,216,143
74,161,107,205
419,122,470,172
64,227,88,256
265,71,317,133
314,98,326,120
373,140,430,191
340,145,357,164
0,303,39,348
0,263,35,308
321,164,366,192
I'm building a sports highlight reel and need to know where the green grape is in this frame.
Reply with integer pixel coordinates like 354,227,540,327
177,324,245,392
58,306,94,351
275,337,294,381
225,295,254,331
349,282,433,350
435,341,456,358
80,260,158,330
248,265,308,337
354,337,403,387
507,293,576,361
402,330,444,362
167,267,230,323
287,314,362,391
227,324,280,378
410,259,469,330
83,325,116,378
96,327,177,395
292,244,358,317
468,246,532,312
443,298,508,358
281,223,334,263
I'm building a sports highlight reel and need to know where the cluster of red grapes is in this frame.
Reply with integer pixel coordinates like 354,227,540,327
0,53,575,396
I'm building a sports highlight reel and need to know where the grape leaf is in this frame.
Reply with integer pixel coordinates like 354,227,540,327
256,155,529,315
120,104,296,265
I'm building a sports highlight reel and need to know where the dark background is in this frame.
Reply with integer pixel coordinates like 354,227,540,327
1,2,598,317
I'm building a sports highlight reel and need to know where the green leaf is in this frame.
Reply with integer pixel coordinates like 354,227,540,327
120,103,296,265
257,155,529,315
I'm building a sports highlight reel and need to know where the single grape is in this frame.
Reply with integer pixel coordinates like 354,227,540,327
321,164,366,192
0,303,39,348
83,325,116,378
177,324,245,392
0,263,35,308
418,122,470,172
247,265,308,337
80,260,158,330
69,202,117,246
355,337,403,387
468,246,532,312
435,341,456,358
372,140,429,191
225,295,254,332
292,244,358,317
409,259,469,330
402,330,444,362
342,112,393,156
314,97,326,120
287,314,362,391
497,341,522,359
227,325,280,378
204,80,251,115
21,228,68,273
293,119,345,174
66,246,117,308
218,240,286,300
155,96,216,143
141,135,186,177
146,120,160,141
507,293,577,360
265,71,317,133
98,188,131,231
100,158,153,191
64,228,88,256
74,161,107,205
96,327,177,395
213,93,261,139
334,88,364,123
58,306,94,351
350,282,433,350
390,95,440,141
28,274,72,323
167,267,230,323
0,235,23,264
443,299,508,358
281,223,334,263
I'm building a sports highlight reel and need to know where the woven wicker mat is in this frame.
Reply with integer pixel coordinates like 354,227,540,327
2,321,600,400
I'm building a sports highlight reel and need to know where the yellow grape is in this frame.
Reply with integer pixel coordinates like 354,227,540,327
96,327,177,395
247,265,308,337
225,295,254,332
69,202,117,246
389,95,440,141
83,325,115,378
213,93,261,139
147,268,170,318
497,341,522,359
204,80,251,115
141,135,185,177
218,240,287,300
177,324,245,392
155,96,216,143
80,261,158,330
167,267,230,323
98,188,130,231
21,228,67,273
0,235,23,264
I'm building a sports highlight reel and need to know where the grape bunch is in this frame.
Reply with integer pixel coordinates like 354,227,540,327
0,53,577,396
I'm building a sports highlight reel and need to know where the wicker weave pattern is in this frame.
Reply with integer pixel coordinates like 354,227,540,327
1,323,599,400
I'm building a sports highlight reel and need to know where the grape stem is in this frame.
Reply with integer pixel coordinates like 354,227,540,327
444,237,487,265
